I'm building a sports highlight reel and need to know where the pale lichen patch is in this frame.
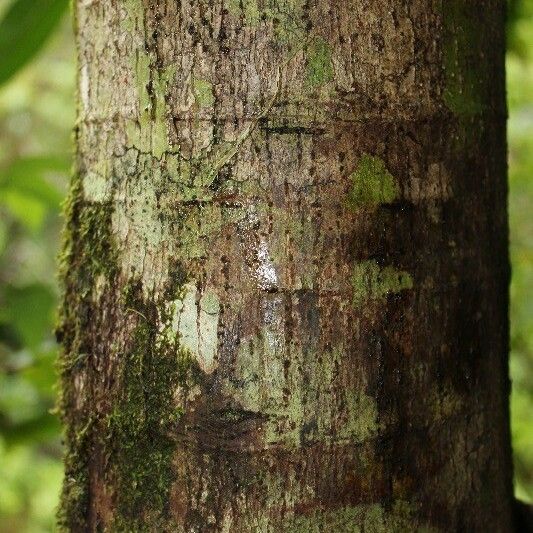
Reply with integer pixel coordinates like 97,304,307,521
82,171,112,203
112,170,170,292
171,283,220,374
126,59,176,158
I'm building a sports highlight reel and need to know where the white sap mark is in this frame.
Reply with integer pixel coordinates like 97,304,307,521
256,239,278,291
172,283,220,374
239,205,279,291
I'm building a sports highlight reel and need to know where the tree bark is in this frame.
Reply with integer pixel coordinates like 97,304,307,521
57,0,513,531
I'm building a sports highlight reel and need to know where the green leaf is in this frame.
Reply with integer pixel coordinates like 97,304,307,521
0,0,69,86
0,374,41,425
0,411,60,447
0,155,68,230
1,189,48,231
0,155,68,209
21,346,58,396
2,283,56,349
0,218,6,255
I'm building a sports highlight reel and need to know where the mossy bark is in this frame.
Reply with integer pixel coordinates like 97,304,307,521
58,0,513,531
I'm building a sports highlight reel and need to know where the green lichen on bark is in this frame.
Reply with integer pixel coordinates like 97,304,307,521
225,336,380,448
227,0,306,46
122,1,176,158
270,0,306,44
351,260,413,306
126,58,176,158
192,78,215,107
108,282,202,530
120,0,144,33
306,37,334,87
347,155,399,210
227,0,261,24
283,500,435,532
336,389,379,442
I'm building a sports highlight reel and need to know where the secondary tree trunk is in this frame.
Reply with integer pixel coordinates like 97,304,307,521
57,0,513,531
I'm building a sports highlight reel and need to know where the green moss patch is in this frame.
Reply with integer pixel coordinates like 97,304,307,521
56,176,202,529
347,155,399,210
306,37,334,88
193,78,215,108
56,175,120,530
108,282,202,530
351,260,413,306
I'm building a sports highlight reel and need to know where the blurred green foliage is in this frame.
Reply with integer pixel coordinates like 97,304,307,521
0,0,68,87
0,0,72,529
508,0,533,501
0,0,531,531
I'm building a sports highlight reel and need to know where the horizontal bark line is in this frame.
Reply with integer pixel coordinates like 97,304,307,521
169,404,493,453
78,109,508,127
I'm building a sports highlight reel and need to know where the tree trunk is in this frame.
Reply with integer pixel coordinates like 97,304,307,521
57,0,513,531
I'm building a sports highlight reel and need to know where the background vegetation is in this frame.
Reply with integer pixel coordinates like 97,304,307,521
0,0,531,530
508,0,533,503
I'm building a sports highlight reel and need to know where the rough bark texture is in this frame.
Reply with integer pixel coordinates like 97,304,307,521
57,0,513,531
